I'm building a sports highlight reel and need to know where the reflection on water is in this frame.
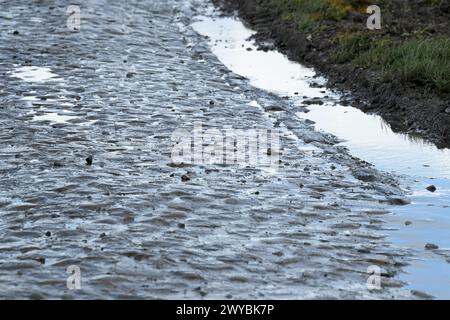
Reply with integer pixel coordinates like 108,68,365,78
192,13,450,298
299,105,450,179
32,112,78,124
10,66,60,82
191,16,327,97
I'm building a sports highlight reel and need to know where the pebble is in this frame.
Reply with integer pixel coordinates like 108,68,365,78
385,197,411,206
425,243,439,250
86,155,93,166
426,185,437,192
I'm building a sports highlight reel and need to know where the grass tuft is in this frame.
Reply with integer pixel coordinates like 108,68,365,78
333,34,450,92
271,0,355,30
268,0,450,92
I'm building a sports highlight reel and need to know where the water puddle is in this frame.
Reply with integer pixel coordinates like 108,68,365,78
299,106,450,178
32,112,78,124
10,66,61,82
191,17,327,97
192,14,450,298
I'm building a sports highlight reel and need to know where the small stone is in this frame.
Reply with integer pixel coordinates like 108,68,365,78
425,243,439,250
177,223,185,229
30,293,44,300
34,257,45,264
444,107,450,114
405,221,412,226
100,232,107,239
209,100,215,105
53,161,63,168
126,72,136,78
13,30,19,35
45,231,51,237
86,155,93,166
181,174,190,182
267,148,272,156
426,185,437,192
385,197,411,206
265,105,283,112
303,98,324,105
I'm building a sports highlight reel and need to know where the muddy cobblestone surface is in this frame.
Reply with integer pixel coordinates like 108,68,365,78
0,0,414,299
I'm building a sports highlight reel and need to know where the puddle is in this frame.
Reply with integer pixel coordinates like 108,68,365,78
10,66,61,82
192,14,450,298
298,106,450,179
191,16,327,97
32,112,78,124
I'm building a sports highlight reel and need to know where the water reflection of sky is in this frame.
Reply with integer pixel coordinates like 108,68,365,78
192,14,450,299
191,16,326,97
300,105,450,180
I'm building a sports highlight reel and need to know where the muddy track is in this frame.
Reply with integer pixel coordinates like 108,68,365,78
214,0,450,149
0,0,418,299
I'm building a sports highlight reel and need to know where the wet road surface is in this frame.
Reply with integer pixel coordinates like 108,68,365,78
0,0,415,299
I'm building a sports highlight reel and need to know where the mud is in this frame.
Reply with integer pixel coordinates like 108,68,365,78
0,0,418,299
214,0,450,149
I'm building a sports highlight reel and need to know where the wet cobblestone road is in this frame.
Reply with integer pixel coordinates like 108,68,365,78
0,0,414,299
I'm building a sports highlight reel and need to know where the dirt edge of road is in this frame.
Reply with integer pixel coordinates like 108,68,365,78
213,0,450,149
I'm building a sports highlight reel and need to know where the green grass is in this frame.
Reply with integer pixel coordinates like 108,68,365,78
270,0,355,30
385,39,450,92
335,35,450,92
332,32,376,63
264,0,450,93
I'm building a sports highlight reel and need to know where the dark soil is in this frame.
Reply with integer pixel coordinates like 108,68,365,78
213,0,450,148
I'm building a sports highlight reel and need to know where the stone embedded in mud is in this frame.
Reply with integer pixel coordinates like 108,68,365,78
53,161,64,168
303,98,324,105
405,221,412,226
425,243,439,250
264,105,283,112
181,175,190,182
352,168,377,182
426,185,437,192
384,197,411,206
34,257,45,264
86,155,93,166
